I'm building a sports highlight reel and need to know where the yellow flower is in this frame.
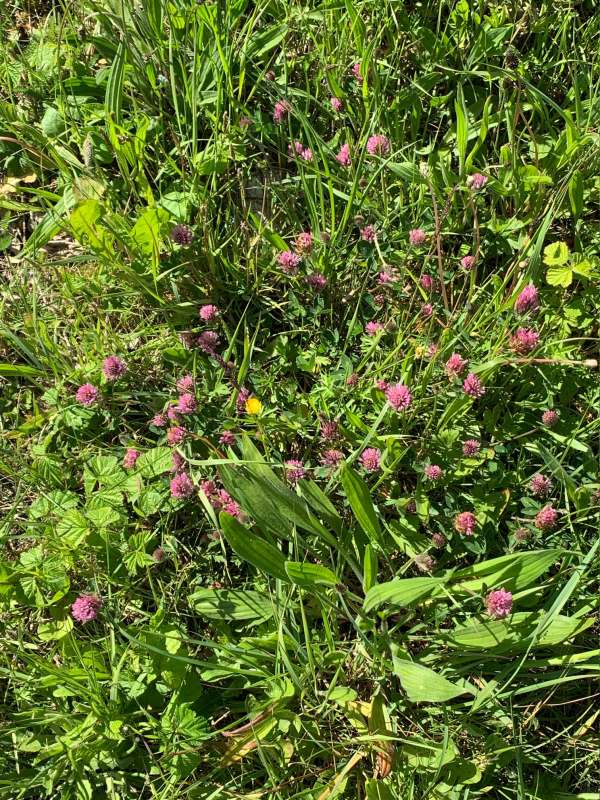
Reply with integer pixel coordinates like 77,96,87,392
245,396,263,415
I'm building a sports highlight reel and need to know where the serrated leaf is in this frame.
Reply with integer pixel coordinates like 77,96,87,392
546,265,573,287
543,241,570,266
136,447,172,478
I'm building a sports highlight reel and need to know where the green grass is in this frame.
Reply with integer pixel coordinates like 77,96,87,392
0,1,599,798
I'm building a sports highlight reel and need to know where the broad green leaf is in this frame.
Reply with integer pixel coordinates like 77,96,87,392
220,513,289,582
56,510,89,546
450,549,562,593
363,577,444,613
189,588,274,621
393,661,471,702
38,617,73,641
284,561,338,588
341,465,381,544
403,736,458,770
546,265,573,287
444,613,592,650
136,447,172,478
543,241,570,266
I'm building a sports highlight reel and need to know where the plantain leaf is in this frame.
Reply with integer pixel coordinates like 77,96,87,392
363,577,444,613
393,660,472,703
341,465,381,545
220,513,289,582
285,561,338,588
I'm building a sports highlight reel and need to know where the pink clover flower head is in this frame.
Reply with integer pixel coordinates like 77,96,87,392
199,304,219,322
273,99,290,123
454,511,477,536
123,448,140,469
167,404,180,422
289,140,304,156
171,451,186,473
236,387,250,412
305,273,327,291
420,274,434,291
486,588,513,619
330,96,343,112
542,409,559,427
367,134,390,156
102,355,127,381
300,147,313,162
385,382,412,412
431,532,446,549
360,224,376,243
176,374,195,393
321,448,344,468
336,143,351,167
445,353,468,377
463,372,486,398
219,430,236,446
530,473,552,497
171,224,194,246
378,270,395,285
467,172,488,190
167,426,186,445
197,330,220,354
176,393,198,415
71,594,102,624
170,472,194,499
295,231,313,253
424,464,443,481
515,284,539,315
352,62,363,82
346,372,359,387
151,412,167,428
427,342,439,358
421,302,434,318
460,254,476,271
365,321,385,336
200,479,218,499
285,459,306,484
409,228,427,246
375,379,388,391
462,439,480,457
360,447,381,472
535,505,558,531
510,327,540,354
320,419,339,441
277,250,301,274
76,383,99,407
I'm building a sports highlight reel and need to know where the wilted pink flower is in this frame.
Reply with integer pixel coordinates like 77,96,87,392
378,270,396,285
330,97,343,112
515,284,539,314
236,387,250,412
373,292,386,306
346,372,359,387
462,439,480,457
305,273,327,291
170,472,194,499
197,330,220,354
467,173,488,190
463,372,485,398
386,383,412,412
360,224,375,242
239,117,252,128
219,430,236,446
542,409,559,427
530,473,552,497
176,393,197,415
367,134,390,156
265,70,275,81
71,594,102,624
424,464,443,480
421,303,434,318
295,231,313,253
445,352,468,377
510,327,539,354
76,383,99,406
406,499,417,514
273,99,290,123
285,459,306,484
420,274,434,291
427,342,438,357
123,448,140,469
409,228,427,246
102,355,126,381
455,511,477,536
431,532,446,549
352,62,363,82
151,412,167,427
535,505,558,530
320,419,339,441
277,250,301,274
171,452,186,473
336,143,351,167
153,546,166,562
486,588,513,618
167,426,186,445
375,379,388,391
360,447,381,472
460,254,475,271
176,374,195,393
199,304,219,322
171,224,194,245
414,553,436,573
321,449,344,467
515,527,530,543
365,321,384,335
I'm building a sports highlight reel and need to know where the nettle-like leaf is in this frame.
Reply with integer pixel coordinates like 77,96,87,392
543,241,570,266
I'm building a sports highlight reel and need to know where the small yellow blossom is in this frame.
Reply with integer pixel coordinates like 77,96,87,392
245,397,263,415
